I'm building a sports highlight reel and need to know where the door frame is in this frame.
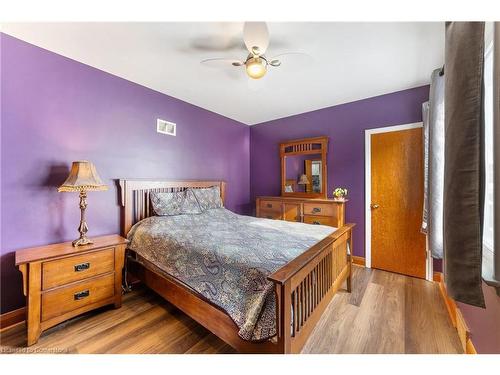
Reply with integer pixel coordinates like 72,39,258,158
364,122,433,281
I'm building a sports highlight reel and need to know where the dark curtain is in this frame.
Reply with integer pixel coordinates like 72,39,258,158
444,22,486,307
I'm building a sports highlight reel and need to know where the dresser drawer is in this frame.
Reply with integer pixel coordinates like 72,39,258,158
42,248,115,290
41,273,115,322
303,203,334,217
258,209,282,220
304,215,336,227
259,200,282,213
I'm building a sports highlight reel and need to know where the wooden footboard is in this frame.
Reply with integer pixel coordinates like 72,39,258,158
269,223,354,353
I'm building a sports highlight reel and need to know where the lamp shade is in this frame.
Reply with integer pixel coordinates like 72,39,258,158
297,174,310,185
58,161,108,192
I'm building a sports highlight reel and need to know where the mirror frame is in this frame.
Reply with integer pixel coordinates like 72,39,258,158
280,136,328,199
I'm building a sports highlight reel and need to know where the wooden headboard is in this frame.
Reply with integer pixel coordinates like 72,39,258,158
119,179,226,236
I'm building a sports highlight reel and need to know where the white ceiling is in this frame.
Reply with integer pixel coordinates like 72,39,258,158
2,22,444,125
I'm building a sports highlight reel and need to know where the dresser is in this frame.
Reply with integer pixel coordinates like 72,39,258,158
15,235,128,345
256,196,346,227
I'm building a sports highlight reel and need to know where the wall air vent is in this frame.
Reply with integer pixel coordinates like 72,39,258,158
157,119,176,136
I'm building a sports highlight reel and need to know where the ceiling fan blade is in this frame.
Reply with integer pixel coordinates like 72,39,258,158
243,22,270,54
200,58,244,68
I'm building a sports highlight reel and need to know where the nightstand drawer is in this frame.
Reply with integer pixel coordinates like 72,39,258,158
42,248,115,290
41,273,115,322
259,200,282,213
303,203,334,217
303,215,336,227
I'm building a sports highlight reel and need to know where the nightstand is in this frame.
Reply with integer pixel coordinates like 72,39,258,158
15,235,128,346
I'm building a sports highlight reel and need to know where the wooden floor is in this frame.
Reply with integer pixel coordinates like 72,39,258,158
0,266,462,354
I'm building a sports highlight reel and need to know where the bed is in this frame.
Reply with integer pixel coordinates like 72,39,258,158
119,179,354,353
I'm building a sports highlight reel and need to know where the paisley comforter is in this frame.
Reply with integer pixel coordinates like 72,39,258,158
127,208,335,341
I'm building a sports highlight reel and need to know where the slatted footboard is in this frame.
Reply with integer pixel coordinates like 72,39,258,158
269,224,354,353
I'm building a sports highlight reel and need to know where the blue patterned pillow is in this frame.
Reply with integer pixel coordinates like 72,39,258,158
190,186,223,211
150,190,202,216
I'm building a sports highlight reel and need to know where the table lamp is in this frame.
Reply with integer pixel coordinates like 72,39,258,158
58,161,108,246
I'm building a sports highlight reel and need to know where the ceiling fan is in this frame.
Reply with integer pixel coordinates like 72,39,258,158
200,22,309,80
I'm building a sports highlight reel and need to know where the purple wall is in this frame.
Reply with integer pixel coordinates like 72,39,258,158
250,86,430,257
0,33,250,313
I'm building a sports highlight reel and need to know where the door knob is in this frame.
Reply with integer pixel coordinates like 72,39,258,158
371,203,380,209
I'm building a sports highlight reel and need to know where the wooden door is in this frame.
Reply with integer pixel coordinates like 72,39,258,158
370,128,426,278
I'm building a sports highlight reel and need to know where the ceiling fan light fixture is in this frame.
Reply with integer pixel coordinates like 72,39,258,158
245,57,267,79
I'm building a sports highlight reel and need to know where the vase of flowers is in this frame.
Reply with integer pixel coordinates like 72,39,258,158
332,187,348,201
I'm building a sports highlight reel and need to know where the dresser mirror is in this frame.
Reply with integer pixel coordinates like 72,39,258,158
280,136,328,198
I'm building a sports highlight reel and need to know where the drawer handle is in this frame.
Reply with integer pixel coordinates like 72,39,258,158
312,221,321,225
74,262,90,272
312,207,321,213
266,203,273,208
74,290,90,300
266,215,273,219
